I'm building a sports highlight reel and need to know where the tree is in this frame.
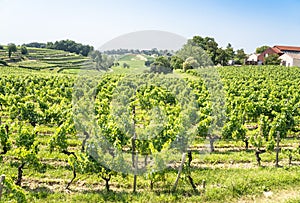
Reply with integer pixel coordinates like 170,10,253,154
89,50,114,71
123,62,130,68
256,45,270,54
225,43,234,61
214,44,235,66
215,48,228,66
183,57,199,72
7,43,17,58
264,54,281,65
170,55,184,70
150,56,173,74
235,49,247,65
23,42,46,48
145,59,154,67
190,36,219,64
20,46,28,55
46,39,93,56
176,42,212,67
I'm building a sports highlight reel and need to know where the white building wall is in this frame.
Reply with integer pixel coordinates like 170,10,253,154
247,54,258,62
293,58,300,67
279,54,293,67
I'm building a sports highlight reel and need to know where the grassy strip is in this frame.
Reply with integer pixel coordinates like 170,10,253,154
1,165,298,202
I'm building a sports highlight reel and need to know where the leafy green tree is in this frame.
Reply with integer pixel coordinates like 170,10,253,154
23,42,46,48
46,39,93,56
225,43,234,61
256,45,270,54
145,59,154,67
89,50,114,71
170,55,184,70
183,57,199,72
176,42,212,67
190,36,219,64
264,54,281,65
216,48,228,66
150,56,172,74
215,44,235,66
20,46,28,55
234,49,247,65
7,43,17,58
123,62,130,68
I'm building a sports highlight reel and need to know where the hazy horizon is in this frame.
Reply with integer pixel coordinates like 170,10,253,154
98,30,186,51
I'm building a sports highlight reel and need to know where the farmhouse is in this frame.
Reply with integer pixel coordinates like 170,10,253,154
258,45,300,66
246,53,259,65
279,53,300,67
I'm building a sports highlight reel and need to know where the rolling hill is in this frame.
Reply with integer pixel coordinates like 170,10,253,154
0,46,95,72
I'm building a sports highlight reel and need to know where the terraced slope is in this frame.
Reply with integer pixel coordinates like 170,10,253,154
0,46,95,72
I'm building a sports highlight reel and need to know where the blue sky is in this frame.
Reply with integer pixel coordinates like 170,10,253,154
0,0,300,53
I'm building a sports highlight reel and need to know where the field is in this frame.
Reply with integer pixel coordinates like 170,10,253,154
0,51,300,203
111,54,153,73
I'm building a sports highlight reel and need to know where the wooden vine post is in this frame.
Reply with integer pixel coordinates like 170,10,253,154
0,174,5,200
172,150,198,193
132,105,138,193
275,131,280,167
172,152,186,192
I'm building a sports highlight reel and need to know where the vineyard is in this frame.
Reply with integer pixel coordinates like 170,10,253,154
0,46,95,73
0,65,300,202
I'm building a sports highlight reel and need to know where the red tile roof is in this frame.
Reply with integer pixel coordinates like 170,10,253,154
271,47,283,54
274,45,300,52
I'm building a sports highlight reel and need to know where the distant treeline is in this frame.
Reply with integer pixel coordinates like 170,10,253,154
23,40,94,56
23,41,174,57
103,48,173,56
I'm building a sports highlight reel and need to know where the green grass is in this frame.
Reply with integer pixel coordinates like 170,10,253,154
111,53,150,74
2,163,299,202
118,54,136,61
